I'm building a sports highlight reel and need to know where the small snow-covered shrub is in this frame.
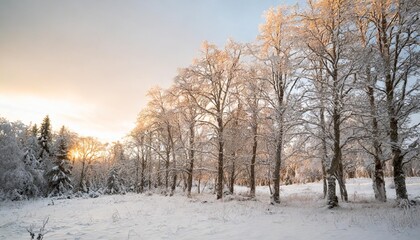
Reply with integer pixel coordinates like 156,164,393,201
89,191,100,198
2,166,42,200
413,196,420,205
112,209,120,223
224,194,253,202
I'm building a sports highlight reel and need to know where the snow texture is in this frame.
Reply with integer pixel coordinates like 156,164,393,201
1,178,419,240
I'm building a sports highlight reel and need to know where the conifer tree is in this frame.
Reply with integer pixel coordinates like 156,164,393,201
38,115,52,159
46,126,73,196
23,124,41,168
106,167,124,194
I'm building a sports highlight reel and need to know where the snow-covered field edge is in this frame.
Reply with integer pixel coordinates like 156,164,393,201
1,177,420,240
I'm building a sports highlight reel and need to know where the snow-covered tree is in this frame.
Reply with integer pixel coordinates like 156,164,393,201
38,115,52,159
301,0,357,208
0,118,44,200
256,6,302,203
179,40,242,199
21,123,42,170
106,166,125,194
73,137,105,192
45,126,73,197
367,0,420,205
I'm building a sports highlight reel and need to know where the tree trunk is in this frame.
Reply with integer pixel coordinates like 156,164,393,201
373,156,387,202
168,125,177,195
327,174,338,208
197,178,201,194
148,132,152,190
272,128,283,204
182,173,187,192
367,76,386,202
378,3,408,202
165,147,170,190
229,152,236,194
157,154,161,188
187,124,195,197
322,161,327,199
148,160,152,191
337,162,348,202
320,103,328,199
79,160,86,192
327,68,344,208
272,70,285,204
140,150,146,193
385,62,408,200
393,155,408,201
250,124,257,198
135,151,140,193
386,79,408,200
390,122,408,200
216,117,224,200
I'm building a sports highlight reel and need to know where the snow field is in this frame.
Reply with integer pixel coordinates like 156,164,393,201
0,178,419,240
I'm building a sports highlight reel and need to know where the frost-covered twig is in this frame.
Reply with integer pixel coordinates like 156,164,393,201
27,217,49,240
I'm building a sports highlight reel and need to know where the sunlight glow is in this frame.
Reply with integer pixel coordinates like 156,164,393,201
69,148,81,161
0,93,130,142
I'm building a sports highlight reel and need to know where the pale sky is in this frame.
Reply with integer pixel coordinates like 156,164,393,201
0,0,301,142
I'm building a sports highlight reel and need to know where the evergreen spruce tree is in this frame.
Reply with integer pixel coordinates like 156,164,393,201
38,115,52,159
106,166,125,194
23,124,41,168
31,124,38,137
46,126,73,197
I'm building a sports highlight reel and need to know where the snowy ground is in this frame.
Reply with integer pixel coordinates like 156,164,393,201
1,178,420,240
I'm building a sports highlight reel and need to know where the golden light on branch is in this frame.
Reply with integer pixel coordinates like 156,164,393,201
68,137,106,163
69,148,81,161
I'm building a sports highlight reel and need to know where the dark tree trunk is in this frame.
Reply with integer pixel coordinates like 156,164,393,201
320,103,328,199
373,155,386,202
187,124,195,197
197,178,201,194
140,150,146,193
157,154,162,188
229,152,236,194
250,124,257,198
165,148,170,190
367,76,386,202
79,160,86,192
337,162,348,202
170,141,177,195
327,174,338,208
148,160,152,191
385,59,408,200
272,70,285,204
393,153,408,200
273,128,283,204
182,173,187,192
377,5,408,202
390,119,408,200
216,117,224,200
327,68,345,208
322,161,327,199
135,152,140,193
386,77,408,201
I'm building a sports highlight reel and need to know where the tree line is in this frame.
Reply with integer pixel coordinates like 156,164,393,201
129,0,420,208
0,0,419,208
0,116,128,200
